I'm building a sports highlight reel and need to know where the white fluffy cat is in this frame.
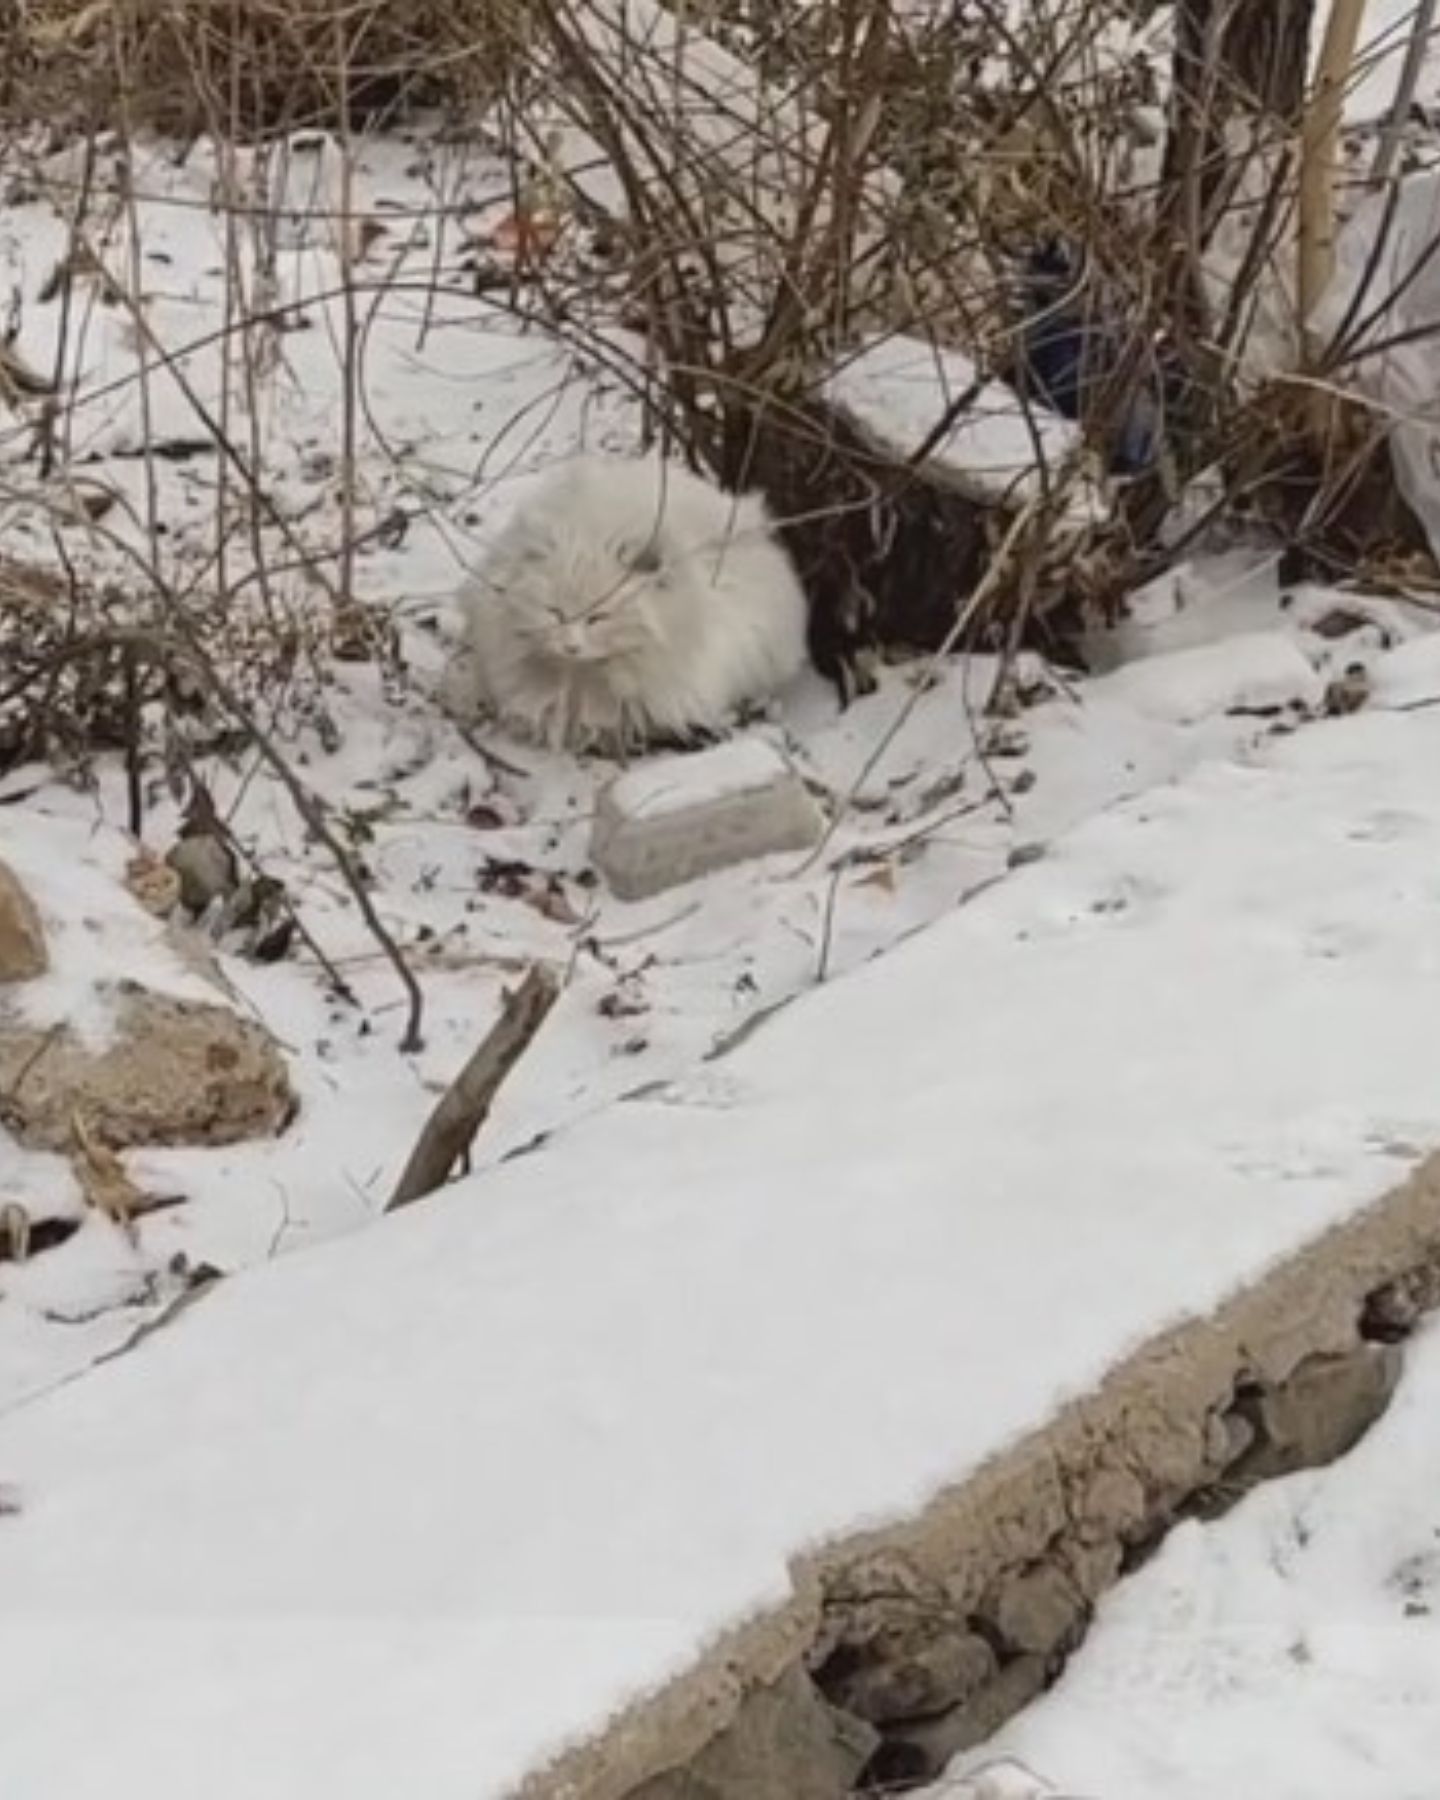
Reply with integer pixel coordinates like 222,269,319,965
447,454,809,753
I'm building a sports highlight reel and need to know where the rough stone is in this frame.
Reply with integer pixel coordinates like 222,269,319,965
812,1547,1001,1726
1231,1344,1403,1482
811,1550,954,1664
1075,1465,1147,1543
0,859,47,982
166,833,239,914
1056,1536,1123,1605
626,1665,876,1800
0,979,296,1151
1204,1405,1257,1472
1123,1407,1213,1502
865,1655,1052,1790
824,1626,997,1727
1363,1258,1440,1341
987,1562,1086,1658
591,740,824,902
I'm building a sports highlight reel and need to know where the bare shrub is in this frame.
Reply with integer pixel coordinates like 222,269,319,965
3,0,531,134
3,0,1439,876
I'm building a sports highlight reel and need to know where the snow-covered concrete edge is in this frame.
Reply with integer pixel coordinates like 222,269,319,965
518,1147,1440,1800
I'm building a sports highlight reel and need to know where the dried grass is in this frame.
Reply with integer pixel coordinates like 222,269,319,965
2,0,531,133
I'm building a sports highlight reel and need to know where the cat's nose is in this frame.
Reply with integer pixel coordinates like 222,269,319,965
558,625,590,658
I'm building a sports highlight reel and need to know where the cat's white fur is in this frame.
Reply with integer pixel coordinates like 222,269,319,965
448,454,808,752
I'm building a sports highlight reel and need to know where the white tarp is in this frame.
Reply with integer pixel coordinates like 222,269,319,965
1313,169,1440,562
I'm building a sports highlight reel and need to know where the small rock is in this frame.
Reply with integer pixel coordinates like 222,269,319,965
812,1551,956,1666
0,981,295,1151
826,1628,997,1727
988,1562,1086,1658
1056,1536,1123,1604
629,1665,876,1800
1204,1405,1257,1472
1074,1465,1147,1543
1124,1408,1212,1502
865,1655,1052,1789
1363,1262,1440,1341
1232,1344,1402,1482
167,832,239,914
0,859,47,982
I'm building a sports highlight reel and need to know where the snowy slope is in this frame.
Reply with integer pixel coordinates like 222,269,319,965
5,703,1440,1798
1,109,1405,1419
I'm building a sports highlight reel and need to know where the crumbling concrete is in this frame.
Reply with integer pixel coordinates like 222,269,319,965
515,1149,1440,1800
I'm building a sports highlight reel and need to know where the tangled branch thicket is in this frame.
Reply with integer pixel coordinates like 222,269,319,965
0,0,1437,1032
1,0,531,131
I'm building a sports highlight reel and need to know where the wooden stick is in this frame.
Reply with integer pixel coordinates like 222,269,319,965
386,965,561,1212
1370,0,1439,188
1299,0,1370,340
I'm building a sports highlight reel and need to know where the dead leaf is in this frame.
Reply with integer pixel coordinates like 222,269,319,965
330,601,398,664
490,210,562,261
1311,607,1369,641
525,880,582,926
598,989,648,1020
915,768,967,812
1325,663,1371,716
69,1111,146,1235
125,846,182,918
478,855,534,898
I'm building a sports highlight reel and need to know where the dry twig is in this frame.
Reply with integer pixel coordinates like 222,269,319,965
387,964,560,1211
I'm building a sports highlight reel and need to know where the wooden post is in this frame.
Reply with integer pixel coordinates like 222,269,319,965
1299,0,1371,342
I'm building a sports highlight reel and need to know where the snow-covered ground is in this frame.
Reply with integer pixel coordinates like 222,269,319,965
6,28,1440,1795
2,550,1417,1406
7,683,1440,1798
937,1316,1440,1800
7,125,1431,1411
1345,0,1440,128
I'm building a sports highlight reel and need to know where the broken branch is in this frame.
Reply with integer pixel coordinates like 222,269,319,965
387,964,560,1212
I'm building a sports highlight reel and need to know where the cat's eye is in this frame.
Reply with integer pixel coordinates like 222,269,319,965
624,539,664,576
